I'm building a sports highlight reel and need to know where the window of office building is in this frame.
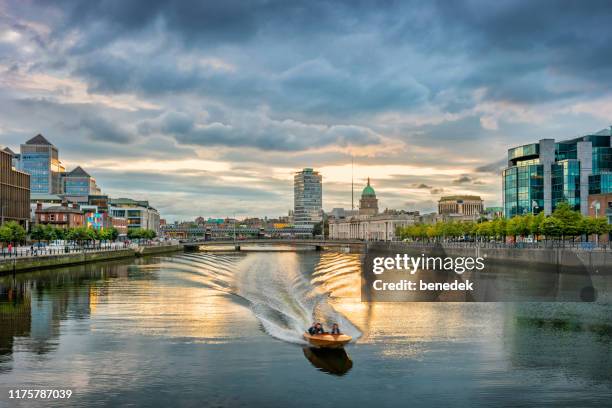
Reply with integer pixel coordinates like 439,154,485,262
552,160,580,211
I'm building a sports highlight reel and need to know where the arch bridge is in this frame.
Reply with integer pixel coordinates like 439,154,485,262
181,239,366,253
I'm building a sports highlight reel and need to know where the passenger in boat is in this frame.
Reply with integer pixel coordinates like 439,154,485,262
314,322,325,334
330,323,341,335
308,322,318,335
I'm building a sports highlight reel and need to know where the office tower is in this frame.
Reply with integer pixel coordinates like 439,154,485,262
293,168,322,226
503,127,612,217
19,134,65,195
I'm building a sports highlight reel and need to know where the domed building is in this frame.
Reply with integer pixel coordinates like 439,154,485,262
359,178,378,216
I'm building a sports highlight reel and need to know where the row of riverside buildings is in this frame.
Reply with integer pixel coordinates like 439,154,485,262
328,179,498,241
328,125,612,241
1,134,161,236
293,168,499,241
503,126,612,224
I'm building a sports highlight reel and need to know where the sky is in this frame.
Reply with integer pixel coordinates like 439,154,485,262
1,0,611,221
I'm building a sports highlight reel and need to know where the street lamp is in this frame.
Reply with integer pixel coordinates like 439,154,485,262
591,200,601,218
590,200,601,245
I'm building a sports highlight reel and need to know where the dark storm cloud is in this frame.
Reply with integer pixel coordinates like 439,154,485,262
414,183,431,189
78,116,132,143
138,110,383,151
3,0,612,219
475,158,507,174
8,97,141,145
11,0,611,115
452,175,474,184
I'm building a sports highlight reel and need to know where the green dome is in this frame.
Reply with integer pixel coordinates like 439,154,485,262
362,178,376,197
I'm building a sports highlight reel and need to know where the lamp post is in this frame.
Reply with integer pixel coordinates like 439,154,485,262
233,211,236,245
591,200,601,245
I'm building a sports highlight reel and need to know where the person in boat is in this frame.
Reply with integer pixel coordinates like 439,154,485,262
314,322,325,334
330,323,341,335
308,322,318,335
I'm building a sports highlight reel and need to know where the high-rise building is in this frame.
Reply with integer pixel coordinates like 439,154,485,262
19,134,65,195
62,166,102,197
503,127,612,217
293,168,322,227
359,178,379,216
0,147,30,226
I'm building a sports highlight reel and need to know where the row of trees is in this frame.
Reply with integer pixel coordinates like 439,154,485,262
399,203,610,242
30,224,120,243
0,221,159,246
126,228,157,240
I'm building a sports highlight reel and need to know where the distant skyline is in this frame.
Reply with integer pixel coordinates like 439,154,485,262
1,1,611,221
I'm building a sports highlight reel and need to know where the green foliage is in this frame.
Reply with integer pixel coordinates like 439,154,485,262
29,224,122,243
0,222,27,244
30,224,46,241
397,205,610,243
127,228,156,240
540,217,563,237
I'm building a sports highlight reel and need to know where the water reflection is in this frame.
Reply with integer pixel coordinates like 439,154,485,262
302,347,353,376
0,250,611,406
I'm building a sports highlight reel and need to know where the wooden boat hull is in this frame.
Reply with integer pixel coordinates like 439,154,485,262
303,333,352,348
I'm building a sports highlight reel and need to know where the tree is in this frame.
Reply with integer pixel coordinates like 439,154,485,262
581,217,610,241
127,228,143,239
0,224,12,244
66,226,93,243
30,224,46,242
540,217,563,239
108,227,119,241
551,202,582,240
0,222,26,244
43,224,57,241
529,212,545,237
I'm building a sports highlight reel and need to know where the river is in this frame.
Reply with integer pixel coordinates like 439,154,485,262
1,249,611,407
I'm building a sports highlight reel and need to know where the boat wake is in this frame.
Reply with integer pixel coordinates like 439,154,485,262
160,251,361,344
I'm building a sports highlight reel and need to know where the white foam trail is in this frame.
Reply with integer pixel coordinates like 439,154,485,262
165,251,362,344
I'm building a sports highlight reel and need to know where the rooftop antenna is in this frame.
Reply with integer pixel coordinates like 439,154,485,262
351,155,354,211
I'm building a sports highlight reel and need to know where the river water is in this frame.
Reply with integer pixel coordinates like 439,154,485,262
0,249,611,407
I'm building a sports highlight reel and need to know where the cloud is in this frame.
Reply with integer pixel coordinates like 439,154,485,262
475,158,507,174
78,115,132,143
452,175,473,184
139,110,384,151
414,183,432,189
2,0,612,219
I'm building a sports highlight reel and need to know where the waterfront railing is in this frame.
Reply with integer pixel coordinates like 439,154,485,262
0,240,179,260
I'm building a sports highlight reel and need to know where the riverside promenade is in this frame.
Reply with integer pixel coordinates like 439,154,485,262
0,242,183,275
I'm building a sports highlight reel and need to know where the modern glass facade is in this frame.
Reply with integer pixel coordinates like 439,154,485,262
551,160,580,211
503,128,612,217
589,173,612,195
293,168,322,227
19,134,65,195
64,178,90,196
62,167,100,197
503,164,544,217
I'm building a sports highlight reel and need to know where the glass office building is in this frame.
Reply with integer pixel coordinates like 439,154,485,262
293,168,322,227
63,166,101,197
503,128,612,217
19,134,65,195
